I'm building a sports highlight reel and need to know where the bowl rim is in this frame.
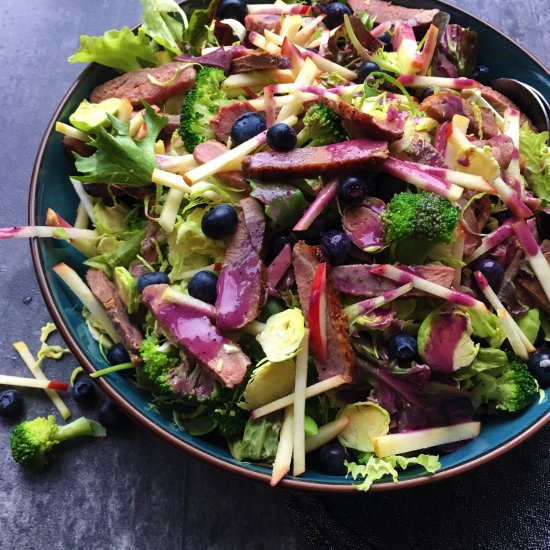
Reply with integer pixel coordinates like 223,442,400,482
28,0,550,493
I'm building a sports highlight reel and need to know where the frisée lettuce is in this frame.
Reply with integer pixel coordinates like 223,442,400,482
346,453,441,492
73,102,167,186
68,26,158,72
520,123,550,202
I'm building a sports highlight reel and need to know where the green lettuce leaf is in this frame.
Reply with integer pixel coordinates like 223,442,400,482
93,201,137,235
182,0,220,55
467,307,506,348
346,453,441,491
250,182,308,230
167,207,226,280
68,26,158,72
229,415,281,462
519,122,550,201
73,102,167,186
85,225,146,278
517,308,540,344
141,0,187,54
453,347,508,381
174,412,217,436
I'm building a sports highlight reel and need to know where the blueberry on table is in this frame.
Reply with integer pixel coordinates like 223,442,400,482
106,343,131,366
266,123,297,152
528,349,550,387
324,2,352,30
472,65,490,83
71,379,96,407
188,270,219,305
201,204,238,239
97,400,127,428
337,176,374,205
388,333,418,362
317,441,349,475
216,0,248,23
357,61,381,83
472,258,504,292
137,272,170,293
321,230,351,265
0,390,23,419
231,112,266,144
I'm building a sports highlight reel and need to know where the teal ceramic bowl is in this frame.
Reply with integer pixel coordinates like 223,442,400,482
29,0,550,491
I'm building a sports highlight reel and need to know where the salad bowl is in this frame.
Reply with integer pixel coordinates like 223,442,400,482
29,0,550,491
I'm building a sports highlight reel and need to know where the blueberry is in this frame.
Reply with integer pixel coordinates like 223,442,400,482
317,441,349,475
357,61,381,82
97,400,127,428
374,173,408,203
188,270,219,305
0,390,23,419
472,258,504,292
528,349,550,387
472,65,490,83
378,31,392,50
266,123,297,152
266,231,295,264
536,210,550,239
71,379,96,407
419,87,435,102
137,271,170,293
294,216,326,245
107,343,131,366
388,333,418,362
216,0,247,23
231,112,266,144
338,176,375,205
321,230,351,265
324,2,352,30
495,209,513,225
201,204,238,239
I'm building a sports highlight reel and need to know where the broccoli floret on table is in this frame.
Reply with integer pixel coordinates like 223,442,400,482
296,103,349,147
10,415,105,471
179,67,231,152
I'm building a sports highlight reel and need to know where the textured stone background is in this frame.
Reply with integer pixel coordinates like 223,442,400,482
0,1,547,549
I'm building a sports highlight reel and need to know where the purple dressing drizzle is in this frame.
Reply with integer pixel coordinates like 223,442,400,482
421,312,470,373
513,220,539,256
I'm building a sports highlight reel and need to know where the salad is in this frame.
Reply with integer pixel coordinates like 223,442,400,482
4,0,550,490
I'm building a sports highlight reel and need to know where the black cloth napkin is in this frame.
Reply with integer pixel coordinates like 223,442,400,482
285,424,550,549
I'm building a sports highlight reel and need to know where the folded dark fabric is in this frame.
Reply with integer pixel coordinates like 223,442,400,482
285,425,550,550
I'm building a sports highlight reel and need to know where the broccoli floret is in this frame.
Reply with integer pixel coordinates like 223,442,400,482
138,335,180,395
296,103,349,147
213,399,249,438
382,192,458,244
138,335,221,403
179,67,231,153
470,360,539,413
10,416,106,471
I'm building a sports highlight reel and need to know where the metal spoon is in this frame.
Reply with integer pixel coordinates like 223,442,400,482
490,78,550,134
